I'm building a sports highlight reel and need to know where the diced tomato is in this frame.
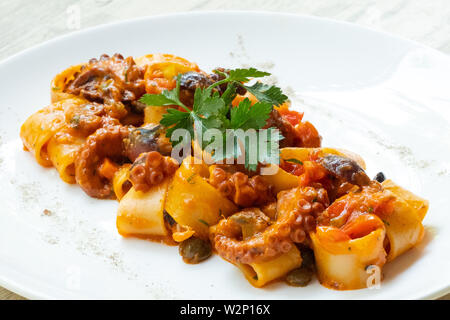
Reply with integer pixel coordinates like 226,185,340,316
232,92,259,107
341,214,384,239
145,77,176,94
316,226,351,242
327,201,348,219
280,160,304,176
98,158,119,181
298,160,328,186
277,103,304,126
295,121,321,147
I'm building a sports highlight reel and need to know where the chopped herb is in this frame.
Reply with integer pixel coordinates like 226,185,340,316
52,86,60,91
100,79,113,92
198,219,210,227
70,115,80,127
368,207,374,213
253,275,258,280
284,158,303,165
123,67,129,82
382,219,390,226
186,173,196,184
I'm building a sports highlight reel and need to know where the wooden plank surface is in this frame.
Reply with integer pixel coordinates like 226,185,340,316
0,0,449,300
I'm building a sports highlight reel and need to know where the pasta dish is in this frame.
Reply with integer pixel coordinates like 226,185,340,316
20,53,429,290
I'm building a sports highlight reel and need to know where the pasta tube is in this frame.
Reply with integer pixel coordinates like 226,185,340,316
311,225,386,290
112,164,132,201
164,157,238,240
280,147,366,169
20,98,85,167
116,178,171,240
381,179,429,261
50,64,85,103
262,147,366,194
236,246,302,288
47,133,85,183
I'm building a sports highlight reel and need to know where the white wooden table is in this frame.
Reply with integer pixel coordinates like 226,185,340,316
1,0,449,300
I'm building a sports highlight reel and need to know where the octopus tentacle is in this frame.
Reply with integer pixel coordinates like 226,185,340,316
212,186,329,264
75,125,130,199
209,166,275,207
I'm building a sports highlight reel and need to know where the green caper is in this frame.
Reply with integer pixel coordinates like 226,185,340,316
285,267,313,287
179,237,212,264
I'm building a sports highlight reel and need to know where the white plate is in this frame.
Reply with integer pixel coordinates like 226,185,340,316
0,11,449,300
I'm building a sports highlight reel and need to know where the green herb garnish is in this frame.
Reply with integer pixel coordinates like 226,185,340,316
198,219,210,227
284,158,303,165
139,68,287,170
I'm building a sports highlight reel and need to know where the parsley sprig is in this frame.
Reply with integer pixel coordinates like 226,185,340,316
139,67,288,170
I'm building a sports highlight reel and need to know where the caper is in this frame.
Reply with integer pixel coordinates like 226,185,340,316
374,172,386,183
179,237,212,264
285,267,313,287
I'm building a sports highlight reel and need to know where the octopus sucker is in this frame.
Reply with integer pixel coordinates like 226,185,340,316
75,125,131,199
128,151,179,192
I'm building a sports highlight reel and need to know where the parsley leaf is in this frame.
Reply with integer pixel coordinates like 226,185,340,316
161,109,193,148
256,127,283,169
193,89,226,118
139,91,177,106
243,82,288,106
230,98,272,130
220,83,238,106
160,108,189,127
139,75,189,111
226,68,270,82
